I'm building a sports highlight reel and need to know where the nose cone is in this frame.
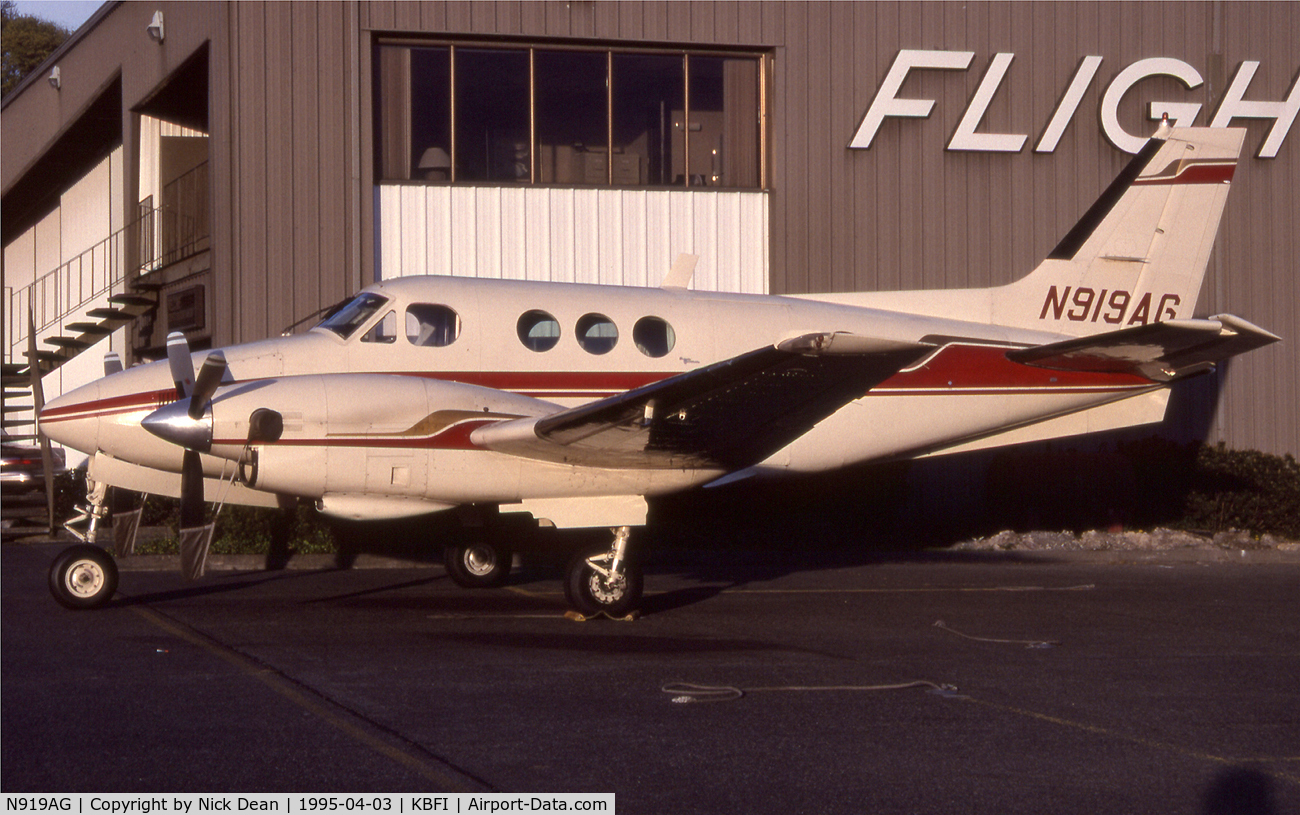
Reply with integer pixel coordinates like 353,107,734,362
38,379,104,454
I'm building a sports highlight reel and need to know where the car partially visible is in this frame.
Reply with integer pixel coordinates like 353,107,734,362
1,443,66,495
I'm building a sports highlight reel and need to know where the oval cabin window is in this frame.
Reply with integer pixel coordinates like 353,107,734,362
518,310,561,352
633,316,676,358
576,314,619,355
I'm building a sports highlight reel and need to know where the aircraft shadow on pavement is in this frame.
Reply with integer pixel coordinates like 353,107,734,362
106,566,379,607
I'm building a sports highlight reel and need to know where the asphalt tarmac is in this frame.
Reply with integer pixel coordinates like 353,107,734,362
3,540,1298,814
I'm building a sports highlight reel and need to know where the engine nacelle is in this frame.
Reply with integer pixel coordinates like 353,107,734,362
207,373,558,501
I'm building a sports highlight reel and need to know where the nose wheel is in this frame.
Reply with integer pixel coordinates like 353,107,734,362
48,544,118,610
564,526,643,617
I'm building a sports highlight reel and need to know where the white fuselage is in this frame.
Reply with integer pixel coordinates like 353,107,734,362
41,275,1163,523
38,128,1266,528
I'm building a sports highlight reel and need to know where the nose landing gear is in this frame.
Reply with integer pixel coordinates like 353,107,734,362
48,544,118,609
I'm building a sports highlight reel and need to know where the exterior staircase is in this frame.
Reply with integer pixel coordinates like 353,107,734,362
4,164,210,536
2,291,157,538
2,290,158,441
3,227,161,537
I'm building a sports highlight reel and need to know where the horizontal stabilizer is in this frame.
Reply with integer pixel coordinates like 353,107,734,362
473,333,933,470
1008,314,1279,382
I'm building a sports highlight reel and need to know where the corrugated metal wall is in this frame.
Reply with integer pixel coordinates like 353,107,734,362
376,186,768,292
352,1,1297,455
210,1,361,345
760,1,1297,455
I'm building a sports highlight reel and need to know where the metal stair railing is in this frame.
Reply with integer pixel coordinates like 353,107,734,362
2,201,205,444
6,225,130,361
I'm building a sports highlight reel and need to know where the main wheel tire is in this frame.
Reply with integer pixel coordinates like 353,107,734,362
48,545,118,610
444,541,512,588
564,547,643,617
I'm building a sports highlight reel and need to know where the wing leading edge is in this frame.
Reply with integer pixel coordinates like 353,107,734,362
471,333,934,471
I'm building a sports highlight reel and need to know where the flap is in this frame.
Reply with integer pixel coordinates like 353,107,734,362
472,332,933,470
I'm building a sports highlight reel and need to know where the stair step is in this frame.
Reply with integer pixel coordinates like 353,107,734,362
108,293,156,308
4,389,31,398
2,418,36,428
1,363,28,376
3,402,34,412
85,307,131,320
45,336,93,350
65,322,113,335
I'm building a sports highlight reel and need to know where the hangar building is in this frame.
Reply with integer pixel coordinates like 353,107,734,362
3,1,1296,471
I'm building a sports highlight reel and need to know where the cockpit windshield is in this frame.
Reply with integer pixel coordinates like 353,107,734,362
316,292,391,339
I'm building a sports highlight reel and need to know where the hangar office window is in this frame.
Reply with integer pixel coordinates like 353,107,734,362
376,42,766,189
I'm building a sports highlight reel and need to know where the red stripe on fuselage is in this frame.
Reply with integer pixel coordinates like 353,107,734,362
871,343,1151,394
38,373,668,425
402,370,672,394
39,388,175,422
44,348,1153,431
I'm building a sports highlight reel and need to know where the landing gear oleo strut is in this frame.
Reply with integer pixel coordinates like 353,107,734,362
564,526,643,618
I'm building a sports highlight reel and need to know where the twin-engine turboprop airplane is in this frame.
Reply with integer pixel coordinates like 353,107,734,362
39,125,1278,615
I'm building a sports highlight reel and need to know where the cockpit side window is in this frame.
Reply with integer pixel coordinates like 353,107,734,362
406,304,461,347
360,310,398,344
317,292,391,339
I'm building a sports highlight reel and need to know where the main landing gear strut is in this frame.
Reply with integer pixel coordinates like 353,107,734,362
444,539,513,588
563,526,643,618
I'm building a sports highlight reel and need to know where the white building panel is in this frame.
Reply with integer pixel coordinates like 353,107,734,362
377,186,768,293
59,155,113,260
4,229,37,293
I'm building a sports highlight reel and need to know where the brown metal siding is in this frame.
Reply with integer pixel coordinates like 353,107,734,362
3,2,1294,455
346,1,1295,455
762,1,1296,456
209,0,359,346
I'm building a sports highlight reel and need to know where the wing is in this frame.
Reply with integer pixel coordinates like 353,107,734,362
1007,314,1280,382
472,332,933,470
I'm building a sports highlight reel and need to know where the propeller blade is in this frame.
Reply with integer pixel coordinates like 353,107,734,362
26,308,56,536
166,332,194,399
179,451,213,580
188,353,227,420
103,352,123,376
179,449,205,529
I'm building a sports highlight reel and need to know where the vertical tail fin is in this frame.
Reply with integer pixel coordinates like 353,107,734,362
999,126,1245,335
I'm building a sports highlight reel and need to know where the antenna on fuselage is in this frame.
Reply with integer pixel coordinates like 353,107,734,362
661,253,699,290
